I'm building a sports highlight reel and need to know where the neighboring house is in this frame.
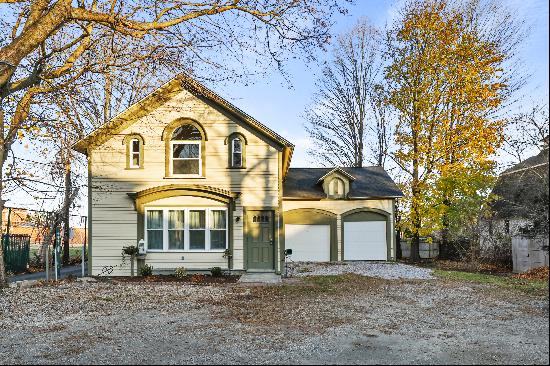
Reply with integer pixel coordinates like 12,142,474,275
2,207,87,246
479,138,549,261
73,74,403,276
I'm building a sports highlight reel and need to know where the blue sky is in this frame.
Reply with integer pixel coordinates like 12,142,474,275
5,0,549,213
214,0,550,167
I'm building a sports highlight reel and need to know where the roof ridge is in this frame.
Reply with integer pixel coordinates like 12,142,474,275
73,72,294,153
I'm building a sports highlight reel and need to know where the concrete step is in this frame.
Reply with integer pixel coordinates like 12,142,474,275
238,272,281,284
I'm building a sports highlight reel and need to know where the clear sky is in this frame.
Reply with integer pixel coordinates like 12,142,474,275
212,0,550,167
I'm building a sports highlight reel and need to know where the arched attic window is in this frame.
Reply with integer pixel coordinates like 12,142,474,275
170,123,204,176
123,134,145,169
225,132,247,169
328,177,345,199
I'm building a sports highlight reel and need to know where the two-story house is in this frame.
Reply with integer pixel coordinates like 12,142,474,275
73,74,403,276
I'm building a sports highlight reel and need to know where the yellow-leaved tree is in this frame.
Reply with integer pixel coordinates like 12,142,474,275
385,0,514,261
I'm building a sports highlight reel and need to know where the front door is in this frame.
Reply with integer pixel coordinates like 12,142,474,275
246,210,275,271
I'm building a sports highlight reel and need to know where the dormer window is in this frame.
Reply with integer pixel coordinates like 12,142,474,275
225,132,247,169
124,134,144,169
318,167,355,200
171,124,203,176
329,177,345,198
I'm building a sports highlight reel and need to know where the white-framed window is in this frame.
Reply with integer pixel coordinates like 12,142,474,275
171,141,201,176
231,138,242,168
170,124,202,176
128,139,141,168
145,207,228,252
129,138,141,168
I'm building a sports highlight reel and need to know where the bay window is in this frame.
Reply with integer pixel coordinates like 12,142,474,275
145,207,227,252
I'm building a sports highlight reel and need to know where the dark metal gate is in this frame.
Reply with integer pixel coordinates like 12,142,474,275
2,234,30,273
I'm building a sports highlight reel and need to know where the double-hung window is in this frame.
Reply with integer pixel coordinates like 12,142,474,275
210,210,227,250
168,210,185,250
231,138,242,168
145,208,227,252
146,210,163,250
172,142,201,175
170,124,202,176
130,139,140,168
189,210,206,250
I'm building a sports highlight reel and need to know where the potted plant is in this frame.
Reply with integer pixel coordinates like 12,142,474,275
122,245,139,277
222,248,233,270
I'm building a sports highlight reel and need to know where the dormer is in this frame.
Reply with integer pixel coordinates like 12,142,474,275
317,168,356,199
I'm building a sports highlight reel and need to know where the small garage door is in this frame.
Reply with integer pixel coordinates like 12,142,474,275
285,224,330,262
344,221,387,260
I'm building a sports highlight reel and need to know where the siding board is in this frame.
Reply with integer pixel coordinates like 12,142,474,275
89,89,280,275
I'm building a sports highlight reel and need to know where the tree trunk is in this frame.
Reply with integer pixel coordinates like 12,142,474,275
440,210,450,260
409,129,421,262
0,146,7,287
62,160,72,265
410,232,421,262
396,229,402,260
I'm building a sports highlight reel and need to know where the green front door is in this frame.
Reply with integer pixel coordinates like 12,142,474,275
246,210,275,271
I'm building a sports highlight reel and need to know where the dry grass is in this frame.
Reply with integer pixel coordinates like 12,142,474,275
513,266,549,280
210,274,388,332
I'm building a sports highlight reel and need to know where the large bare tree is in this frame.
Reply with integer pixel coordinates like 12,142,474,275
0,0,350,286
304,19,389,168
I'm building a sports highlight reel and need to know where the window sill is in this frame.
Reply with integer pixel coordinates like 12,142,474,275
163,176,206,179
125,167,144,170
227,166,246,170
146,250,227,253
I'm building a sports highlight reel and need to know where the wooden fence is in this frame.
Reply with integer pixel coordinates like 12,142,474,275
400,238,440,259
511,235,549,273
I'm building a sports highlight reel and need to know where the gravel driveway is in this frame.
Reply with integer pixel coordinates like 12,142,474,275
287,261,434,280
0,272,548,365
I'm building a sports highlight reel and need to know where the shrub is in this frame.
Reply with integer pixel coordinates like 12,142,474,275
139,264,153,276
210,267,223,277
174,267,187,279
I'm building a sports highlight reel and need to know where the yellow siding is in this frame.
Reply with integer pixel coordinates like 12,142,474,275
90,89,279,276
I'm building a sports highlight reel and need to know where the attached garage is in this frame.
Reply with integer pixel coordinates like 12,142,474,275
283,208,338,262
343,210,389,261
285,224,330,262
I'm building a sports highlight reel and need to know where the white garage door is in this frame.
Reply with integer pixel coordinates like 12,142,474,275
285,224,330,262
344,221,387,260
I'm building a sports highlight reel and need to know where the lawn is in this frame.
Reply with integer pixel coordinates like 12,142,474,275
29,245,84,259
434,269,549,297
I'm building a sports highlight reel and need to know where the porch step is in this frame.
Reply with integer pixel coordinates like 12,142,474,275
238,272,281,284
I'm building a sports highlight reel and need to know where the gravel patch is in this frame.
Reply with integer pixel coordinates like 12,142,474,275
0,275,547,364
287,261,434,280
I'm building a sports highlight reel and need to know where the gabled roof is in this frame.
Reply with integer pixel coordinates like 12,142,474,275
72,73,294,174
491,147,549,218
316,167,356,184
284,166,404,199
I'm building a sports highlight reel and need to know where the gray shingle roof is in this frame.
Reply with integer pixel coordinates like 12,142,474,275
283,166,403,199
491,147,549,218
